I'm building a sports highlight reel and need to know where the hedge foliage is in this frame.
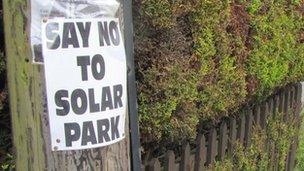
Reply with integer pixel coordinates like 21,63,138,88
134,0,304,143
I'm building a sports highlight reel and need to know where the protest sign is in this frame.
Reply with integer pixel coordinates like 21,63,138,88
42,18,127,151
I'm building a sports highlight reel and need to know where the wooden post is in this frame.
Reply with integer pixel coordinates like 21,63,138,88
206,127,217,166
165,151,176,171
3,1,131,170
218,122,228,160
194,134,206,171
180,143,191,171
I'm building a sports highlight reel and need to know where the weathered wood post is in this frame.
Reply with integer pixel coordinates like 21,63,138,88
3,0,132,170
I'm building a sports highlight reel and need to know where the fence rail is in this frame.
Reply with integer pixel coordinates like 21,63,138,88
141,83,303,171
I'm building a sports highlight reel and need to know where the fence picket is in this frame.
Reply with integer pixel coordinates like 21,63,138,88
284,89,291,122
218,122,228,161
286,137,297,171
286,84,301,171
237,113,245,145
294,84,299,112
276,92,287,171
279,92,285,113
245,109,253,148
274,95,280,117
189,154,195,171
180,143,191,171
165,150,175,171
206,127,217,166
268,97,274,118
296,83,302,118
279,88,292,171
290,86,295,109
194,134,206,171
267,101,275,169
228,117,237,157
260,102,268,130
271,94,283,170
148,158,161,171
253,105,261,126
297,83,302,104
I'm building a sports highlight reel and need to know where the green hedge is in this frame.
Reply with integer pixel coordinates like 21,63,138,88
134,0,304,143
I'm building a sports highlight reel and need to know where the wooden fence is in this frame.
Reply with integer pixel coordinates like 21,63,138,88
141,83,303,171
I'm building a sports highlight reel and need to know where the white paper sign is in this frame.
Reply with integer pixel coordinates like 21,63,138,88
42,18,127,151
31,0,120,63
